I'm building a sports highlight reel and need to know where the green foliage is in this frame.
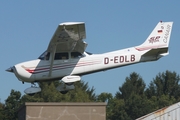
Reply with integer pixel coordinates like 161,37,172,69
68,81,96,102
61,82,95,102
0,102,5,119
146,70,180,98
145,70,180,111
116,72,146,100
97,92,113,119
97,92,113,102
112,71,180,119
3,90,22,120
158,94,176,108
108,99,130,120
1,70,180,120
125,93,154,119
39,82,62,102
113,72,148,119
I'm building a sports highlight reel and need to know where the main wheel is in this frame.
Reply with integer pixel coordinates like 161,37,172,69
27,93,35,96
60,91,68,94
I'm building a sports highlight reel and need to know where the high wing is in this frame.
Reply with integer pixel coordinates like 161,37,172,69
47,22,87,54
46,22,87,77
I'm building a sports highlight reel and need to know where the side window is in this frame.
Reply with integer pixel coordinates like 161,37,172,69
71,52,83,58
54,52,69,60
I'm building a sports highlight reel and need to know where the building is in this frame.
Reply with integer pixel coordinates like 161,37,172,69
136,102,180,120
17,102,106,120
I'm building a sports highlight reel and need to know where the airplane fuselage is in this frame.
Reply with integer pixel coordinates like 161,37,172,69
6,21,173,95
12,46,155,83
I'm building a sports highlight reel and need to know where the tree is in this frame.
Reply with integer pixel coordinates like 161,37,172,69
3,90,22,120
112,72,166,119
112,72,150,119
69,81,96,102
97,92,113,119
125,93,155,119
97,92,113,102
145,70,180,101
157,94,176,108
0,102,5,119
116,72,146,100
108,99,130,120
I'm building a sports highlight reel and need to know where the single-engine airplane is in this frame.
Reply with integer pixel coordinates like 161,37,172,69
6,21,173,95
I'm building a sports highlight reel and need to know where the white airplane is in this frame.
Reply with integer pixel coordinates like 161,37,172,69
6,21,173,95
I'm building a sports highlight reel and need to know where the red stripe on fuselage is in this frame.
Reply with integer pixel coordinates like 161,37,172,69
24,60,101,74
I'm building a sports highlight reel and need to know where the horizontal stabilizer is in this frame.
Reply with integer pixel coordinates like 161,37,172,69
140,47,169,62
142,47,168,57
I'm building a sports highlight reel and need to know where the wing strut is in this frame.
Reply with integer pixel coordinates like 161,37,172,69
48,44,57,77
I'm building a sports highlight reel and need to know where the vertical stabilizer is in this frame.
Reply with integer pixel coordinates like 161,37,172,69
136,21,173,51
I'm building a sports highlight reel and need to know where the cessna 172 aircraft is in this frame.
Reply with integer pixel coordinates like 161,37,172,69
6,21,173,95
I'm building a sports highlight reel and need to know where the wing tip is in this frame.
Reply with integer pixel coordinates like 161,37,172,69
59,22,84,26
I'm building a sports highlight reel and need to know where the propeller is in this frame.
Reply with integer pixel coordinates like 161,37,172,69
6,66,14,73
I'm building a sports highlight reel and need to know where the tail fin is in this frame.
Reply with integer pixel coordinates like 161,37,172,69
136,21,173,51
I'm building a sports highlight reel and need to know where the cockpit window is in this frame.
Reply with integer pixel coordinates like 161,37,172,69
54,52,69,60
71,52,84,58
85,51,93,55
38,51,92,60
38,51,50,60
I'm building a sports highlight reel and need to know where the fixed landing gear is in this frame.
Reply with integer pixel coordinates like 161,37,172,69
27,93,36,96
60,91,68,94
24,83,41,95
56,82,75,94
23,82,75,95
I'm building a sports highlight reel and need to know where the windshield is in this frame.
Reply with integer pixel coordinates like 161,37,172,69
38,51,50,60
38,51,92,60
85,51,93,55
